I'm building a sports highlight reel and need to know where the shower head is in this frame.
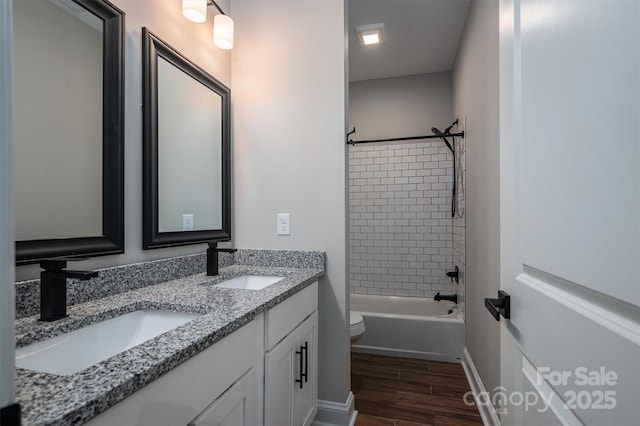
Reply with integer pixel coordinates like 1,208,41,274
431,127,443,136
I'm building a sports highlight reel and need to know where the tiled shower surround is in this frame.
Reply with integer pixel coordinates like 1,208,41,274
349,141,456,298
453,134,466,319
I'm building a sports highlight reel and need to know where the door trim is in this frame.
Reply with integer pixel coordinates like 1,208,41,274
519,267,640,345
0,0,16,409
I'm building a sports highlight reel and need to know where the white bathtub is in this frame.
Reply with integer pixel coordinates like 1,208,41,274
350,294,464,362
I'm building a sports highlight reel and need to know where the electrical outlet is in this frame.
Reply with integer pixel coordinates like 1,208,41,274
182,214,194,231
277,213,290,235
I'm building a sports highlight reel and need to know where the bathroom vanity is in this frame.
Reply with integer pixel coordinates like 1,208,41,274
14,251,324,426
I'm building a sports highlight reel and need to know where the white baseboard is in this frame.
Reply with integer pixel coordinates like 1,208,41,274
311,392,357,426
461,347,500,426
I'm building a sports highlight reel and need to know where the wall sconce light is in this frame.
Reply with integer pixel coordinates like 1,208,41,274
355,23,385,46
182,0,234,49
182,0,207,23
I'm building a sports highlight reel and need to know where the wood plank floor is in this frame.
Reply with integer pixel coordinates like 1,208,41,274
351,352,483,426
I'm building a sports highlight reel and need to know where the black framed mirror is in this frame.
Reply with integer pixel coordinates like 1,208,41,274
14,0,125,265
142,28,231,249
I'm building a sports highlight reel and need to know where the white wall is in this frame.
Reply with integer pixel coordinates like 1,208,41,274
15,0,232,281
231,0,350,406
349,73,452,140
452,0,500,396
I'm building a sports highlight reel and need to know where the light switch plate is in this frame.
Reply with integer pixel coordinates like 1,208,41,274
182,214,194,231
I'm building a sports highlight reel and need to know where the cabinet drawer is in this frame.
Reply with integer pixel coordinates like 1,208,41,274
265,281,317,350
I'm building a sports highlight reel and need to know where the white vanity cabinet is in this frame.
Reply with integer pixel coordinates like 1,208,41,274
85,316,264,426
264,282,318,426
84,281,319,426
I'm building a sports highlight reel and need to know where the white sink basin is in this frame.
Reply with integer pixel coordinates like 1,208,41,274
215,275,284,290
16,310,201,375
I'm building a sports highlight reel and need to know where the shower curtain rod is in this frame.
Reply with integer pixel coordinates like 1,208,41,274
347,132,465,145
346,129,465,145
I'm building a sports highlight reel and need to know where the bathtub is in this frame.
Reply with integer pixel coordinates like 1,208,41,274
350,294,464,362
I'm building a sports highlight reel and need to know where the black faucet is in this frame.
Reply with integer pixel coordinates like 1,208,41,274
39,258,98,322
207,242,238,276
434,292,458,304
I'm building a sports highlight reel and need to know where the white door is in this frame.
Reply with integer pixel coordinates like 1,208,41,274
498,0,640,425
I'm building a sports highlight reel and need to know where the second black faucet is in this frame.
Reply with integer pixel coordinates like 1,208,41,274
206,242,237,276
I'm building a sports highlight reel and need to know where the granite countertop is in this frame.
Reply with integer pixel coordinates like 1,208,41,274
15,263,324,426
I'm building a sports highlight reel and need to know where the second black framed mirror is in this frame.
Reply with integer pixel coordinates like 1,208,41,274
142,28,231,249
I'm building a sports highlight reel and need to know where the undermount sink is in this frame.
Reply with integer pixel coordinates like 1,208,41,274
16,310,201,375
214,275,284,290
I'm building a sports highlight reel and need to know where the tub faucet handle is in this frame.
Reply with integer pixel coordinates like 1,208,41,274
446,266,459,284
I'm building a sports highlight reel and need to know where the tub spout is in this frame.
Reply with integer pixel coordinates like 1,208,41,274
434,292,458,304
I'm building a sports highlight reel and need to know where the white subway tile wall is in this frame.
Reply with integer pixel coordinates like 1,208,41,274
453,135,466,319
349,141,457,298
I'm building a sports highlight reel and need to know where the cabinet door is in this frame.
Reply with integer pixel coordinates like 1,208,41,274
265,311,318,426
189,368,257,426
293,311,318,426
264,328,296,426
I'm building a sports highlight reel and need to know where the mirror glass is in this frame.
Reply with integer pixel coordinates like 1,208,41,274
14,0,103,240
143,28,231,249
13,0,125,264
157,57,223,232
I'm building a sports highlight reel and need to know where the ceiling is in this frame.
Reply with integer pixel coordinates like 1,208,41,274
348,0,471,82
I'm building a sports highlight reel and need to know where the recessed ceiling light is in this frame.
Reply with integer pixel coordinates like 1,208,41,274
356,23,384,47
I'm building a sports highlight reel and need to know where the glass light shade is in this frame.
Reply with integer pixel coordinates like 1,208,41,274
183,0,207,23
213,14,234,49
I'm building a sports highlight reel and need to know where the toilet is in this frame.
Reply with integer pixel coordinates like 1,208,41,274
349,312,366,342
